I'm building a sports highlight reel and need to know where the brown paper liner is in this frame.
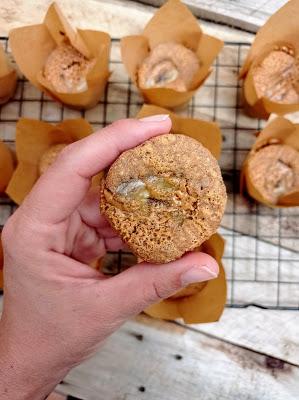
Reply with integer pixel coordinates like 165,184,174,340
0,42,17,105
121,0,223,109
240,1,299,119
0,233,3,289
144,233,226,324
6,118,93,205
0,140,14,193
9,2,111,110
241,116,299,207
137,104,222,160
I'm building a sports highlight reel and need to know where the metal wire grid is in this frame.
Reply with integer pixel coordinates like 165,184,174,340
0,37,298,310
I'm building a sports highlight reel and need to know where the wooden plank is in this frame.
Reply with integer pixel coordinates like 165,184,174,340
186,307,299,366
0,0,253,42
138,0,288,32
56,314,299,400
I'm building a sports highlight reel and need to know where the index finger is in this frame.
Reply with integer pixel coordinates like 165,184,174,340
22,116,171,224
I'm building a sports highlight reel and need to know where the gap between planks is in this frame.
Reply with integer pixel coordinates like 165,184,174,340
56,314,299,400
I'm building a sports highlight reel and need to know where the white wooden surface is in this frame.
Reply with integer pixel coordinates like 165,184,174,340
0,1,299,399
56,315,299,400
139,0,288,32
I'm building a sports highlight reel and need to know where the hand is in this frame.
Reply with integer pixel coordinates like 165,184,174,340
0,116,219,400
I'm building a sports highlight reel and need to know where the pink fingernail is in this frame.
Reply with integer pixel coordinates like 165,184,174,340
181,265,218,286
139,114,169,122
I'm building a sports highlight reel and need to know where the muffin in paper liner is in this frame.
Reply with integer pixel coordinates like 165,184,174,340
144,233,226,324
0,140,14,193
6,118,93,205
137,104,222,160
121,0,223,109
9,2,111,109
240,0,299,119
0,42,17,105
97,235,226,324
241,116,299,207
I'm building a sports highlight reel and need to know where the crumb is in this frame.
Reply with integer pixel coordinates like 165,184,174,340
44,42,96,93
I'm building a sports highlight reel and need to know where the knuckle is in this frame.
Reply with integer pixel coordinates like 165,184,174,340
108,118,136,133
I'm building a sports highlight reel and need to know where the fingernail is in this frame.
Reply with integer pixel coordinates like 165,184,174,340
139,114,169,122
181,265,218,286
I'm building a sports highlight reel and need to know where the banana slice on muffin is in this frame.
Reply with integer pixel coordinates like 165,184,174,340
100,134,226,264
138,42,200,92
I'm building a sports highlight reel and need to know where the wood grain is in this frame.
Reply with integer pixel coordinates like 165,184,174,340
138,0,288,32
56,314,299,400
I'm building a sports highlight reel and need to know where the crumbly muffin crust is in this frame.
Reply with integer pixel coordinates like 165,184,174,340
253,48,299,104
44,42,96,93
247,143,299,204
100,134,226,264
138,42,199,92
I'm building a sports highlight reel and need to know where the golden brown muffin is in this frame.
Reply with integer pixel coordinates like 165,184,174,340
247,143,299,204
38,143,67,175
100,134,226,264
253,48,299,104
44,42,96,93
138,42,200,92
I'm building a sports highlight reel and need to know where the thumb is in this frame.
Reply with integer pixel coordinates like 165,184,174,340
99,252,219,320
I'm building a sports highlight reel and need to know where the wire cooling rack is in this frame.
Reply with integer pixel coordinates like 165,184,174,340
0,37,298,310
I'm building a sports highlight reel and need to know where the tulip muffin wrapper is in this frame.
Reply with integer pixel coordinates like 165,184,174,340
144,233,226,324
6,118,93,205
241,0,299,119
9,2,111,110
121,0,223,109
241,116,299,207
0,42,17,105
137,104,222,160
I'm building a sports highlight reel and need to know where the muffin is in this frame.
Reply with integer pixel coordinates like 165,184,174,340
44,42,96,94
253,47,299,104
240,1,299,118
100,134,227,264
121,0,223,109
9,2,111,109
6,118,93,205
138,42,200,92
246,143,299,205
0,42,17,105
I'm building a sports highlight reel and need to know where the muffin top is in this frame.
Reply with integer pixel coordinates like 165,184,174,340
138,42,199,92
253,48,299,104
100,134,226,263
247,143,299,204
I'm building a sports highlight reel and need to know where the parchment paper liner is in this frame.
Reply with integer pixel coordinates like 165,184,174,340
0,42,17,105
144,233,226,324
0,140,14,193
137,104,222,160
9,2,111,110
6,118,93,205
0,233,3,289
121,0,223,109
240,0,299,119
241,116,299,207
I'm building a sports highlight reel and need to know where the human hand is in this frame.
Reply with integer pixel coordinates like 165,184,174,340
0,116,219,400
